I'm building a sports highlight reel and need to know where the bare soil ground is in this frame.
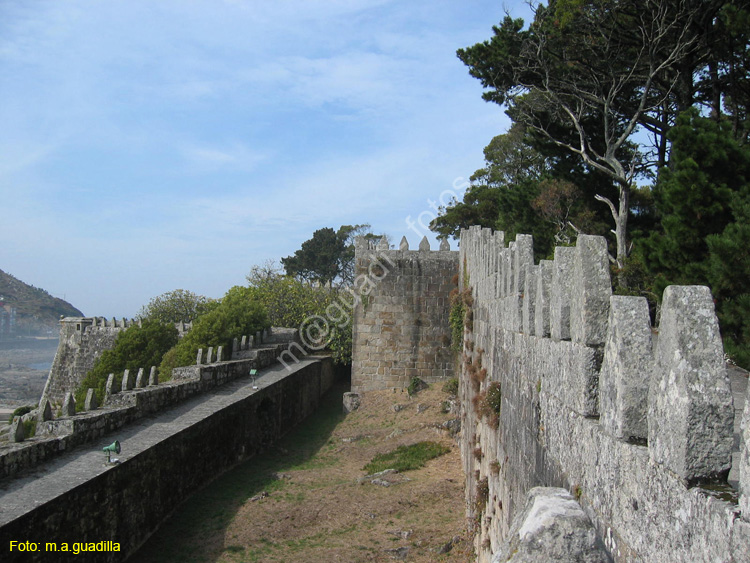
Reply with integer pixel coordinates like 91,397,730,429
135,380,471,563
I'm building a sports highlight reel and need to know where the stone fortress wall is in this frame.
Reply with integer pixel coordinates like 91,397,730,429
457,226,750,562
1,328,294,481
351,235,458,392
0,354,334,562
42,317,192,404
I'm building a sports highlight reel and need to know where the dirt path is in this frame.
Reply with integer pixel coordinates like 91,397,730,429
135,380,471,562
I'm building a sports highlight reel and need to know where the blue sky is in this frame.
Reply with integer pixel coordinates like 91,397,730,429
1,1,533,318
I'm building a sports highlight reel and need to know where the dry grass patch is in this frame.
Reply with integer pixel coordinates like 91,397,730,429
136,380,470,563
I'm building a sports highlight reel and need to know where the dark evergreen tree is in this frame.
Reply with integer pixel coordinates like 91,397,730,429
707,197,750,366
641,109,750,291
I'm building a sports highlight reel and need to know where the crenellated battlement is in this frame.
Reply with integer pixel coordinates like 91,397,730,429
2,327,300,482
458,226,747,562
351,235,458,392
41,316,193,403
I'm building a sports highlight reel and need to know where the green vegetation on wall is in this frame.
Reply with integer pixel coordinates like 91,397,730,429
248,274,353,366
159,286,268,376
76,320,179,406
137,289,215,324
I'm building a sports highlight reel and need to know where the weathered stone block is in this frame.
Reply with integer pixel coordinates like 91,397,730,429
648,285,734,483
522,264,538,336
569,235,611,347
84,388,98,411
343,392,361,413
148,366,158,386
740,367,750,520
62,392,76,416
37,397,53,422
599,295,652,441
513,234,534,295
535,260,553,338
550,246,575,341
135,368,146,388
121,369,135,392
732,518,750,559
105,373,116,396
490,487,608,563
11,417,25,442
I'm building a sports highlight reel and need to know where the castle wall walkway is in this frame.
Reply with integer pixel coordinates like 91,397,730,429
0,355,334,562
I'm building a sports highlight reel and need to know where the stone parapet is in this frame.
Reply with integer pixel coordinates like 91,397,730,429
0,336,292,482
41,317,193,403
458,226,744,562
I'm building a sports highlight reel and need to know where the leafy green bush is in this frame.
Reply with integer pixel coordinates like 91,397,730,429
76,320,179,406
159,286,268,376
9,405,33,423
248,275,353,365
363,441,450,474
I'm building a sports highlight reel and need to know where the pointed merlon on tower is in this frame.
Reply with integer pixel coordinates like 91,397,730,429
400,236,409,251
378,236,389,250
419,236,430,251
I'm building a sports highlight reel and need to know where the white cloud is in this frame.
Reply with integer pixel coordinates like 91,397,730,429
0,0,517,317
181,143,270,172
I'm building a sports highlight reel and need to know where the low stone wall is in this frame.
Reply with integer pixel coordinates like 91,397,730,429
41,317,193,404
0,340,290,482
458,226,750,562
0,356,335,562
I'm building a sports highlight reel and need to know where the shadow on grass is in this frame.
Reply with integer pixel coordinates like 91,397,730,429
132,377,350,563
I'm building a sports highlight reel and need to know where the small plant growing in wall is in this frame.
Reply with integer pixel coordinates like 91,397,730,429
407,377,428,397
573,484,583,501
490,460,501,475
474,476,489,522
23,419,37,439
474,381,501,430
449,287,474,352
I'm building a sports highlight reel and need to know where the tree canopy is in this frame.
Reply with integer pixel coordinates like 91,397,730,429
436,0,750,365
454,0,750,268
137,289,214,324
281,224,379,285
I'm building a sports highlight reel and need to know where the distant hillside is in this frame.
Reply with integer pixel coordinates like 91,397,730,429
0,268,83,336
